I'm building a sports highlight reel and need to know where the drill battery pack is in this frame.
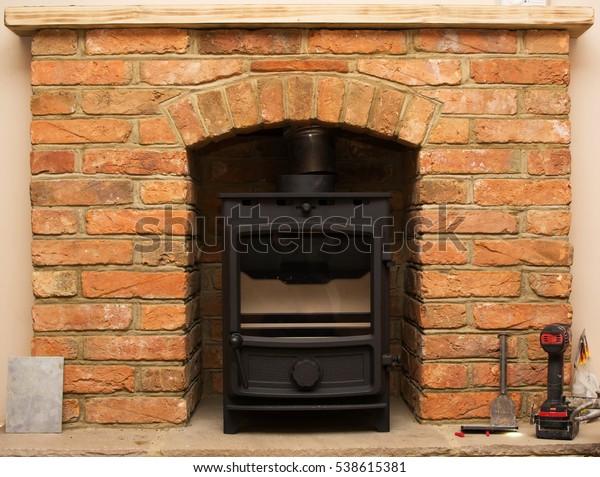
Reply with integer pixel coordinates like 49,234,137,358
535,408,579,440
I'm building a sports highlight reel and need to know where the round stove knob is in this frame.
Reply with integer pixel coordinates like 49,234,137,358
300,202,313,215
291,358,322,390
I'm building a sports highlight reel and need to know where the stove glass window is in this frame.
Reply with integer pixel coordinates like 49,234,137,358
238,231,372,337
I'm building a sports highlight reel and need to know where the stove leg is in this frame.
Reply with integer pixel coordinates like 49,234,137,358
223,406,241,434
374,406,390,432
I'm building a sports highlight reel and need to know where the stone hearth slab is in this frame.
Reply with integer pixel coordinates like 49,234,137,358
1,397,598,457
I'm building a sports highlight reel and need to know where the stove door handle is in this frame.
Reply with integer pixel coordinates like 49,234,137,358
229,333,249,389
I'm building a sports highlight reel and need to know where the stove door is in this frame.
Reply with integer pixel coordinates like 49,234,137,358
224,224,388,398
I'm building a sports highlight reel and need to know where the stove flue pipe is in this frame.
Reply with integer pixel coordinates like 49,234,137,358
276,126,338,193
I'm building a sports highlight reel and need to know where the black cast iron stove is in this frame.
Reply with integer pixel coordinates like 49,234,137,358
221,127,392,433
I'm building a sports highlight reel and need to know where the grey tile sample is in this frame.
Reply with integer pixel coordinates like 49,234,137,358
6,356,64,433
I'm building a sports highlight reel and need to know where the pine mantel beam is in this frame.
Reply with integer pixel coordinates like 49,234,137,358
4,4,595,38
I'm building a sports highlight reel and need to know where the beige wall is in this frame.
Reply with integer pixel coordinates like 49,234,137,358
567,0,600,390
1,0,598,425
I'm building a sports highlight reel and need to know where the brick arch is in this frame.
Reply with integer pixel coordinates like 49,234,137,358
162,73,440,149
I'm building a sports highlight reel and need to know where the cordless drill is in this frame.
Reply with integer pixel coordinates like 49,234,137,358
535,324,579,440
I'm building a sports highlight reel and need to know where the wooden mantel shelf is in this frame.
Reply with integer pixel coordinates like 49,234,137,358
4,4,595,38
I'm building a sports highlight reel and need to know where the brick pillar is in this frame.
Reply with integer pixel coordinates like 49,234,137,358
398,28,573,421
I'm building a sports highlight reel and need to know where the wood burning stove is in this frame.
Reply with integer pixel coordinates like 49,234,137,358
220,127,393,433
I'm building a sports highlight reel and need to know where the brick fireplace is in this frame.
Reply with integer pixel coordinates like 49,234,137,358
5,4,594,427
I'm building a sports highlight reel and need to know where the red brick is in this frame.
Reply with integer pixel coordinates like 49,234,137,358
226,82,260,131
251,59,348,73
405,300,467,329
424,88,518,115
31,209,78,235
474,303,572,330
141,304,188,330
32,239,133,265
84,335,187,361
197,90,233,138
526,210,571,235
411,240,467,265
316,77,345,124
287,76,315,122
86,209,193,235
82,89,180,115
203,343,223,369
167,97,207,146
415,270,521,299
30,150,75,174
524,89,570,115
140,59,243,85
31,91,76,115
414,209,518,234
369,88,407,138
31,179,133,206
32,304,132,331
257,78,285,125
64,365,135,394
399,322,420,356
32,29,78,56
473,239,572,266
309,29,407,54
31,119,132,144
86,28,189,54
197,29,301,54
209,268,222,290
419,149,519,174
415,178,467,204
419,392,502,420
474,119,570,144
142,239,194,267
524,30,570,54
140,367,187,392
31,60,131,85
86,397,187,424
31,337,78,359
82,149,187,175
343,81,375,128
527,149,570,176
32,270,77,298
428,118,470,144
474,179,571,206
357,59,462,86
471,59,569,85
421,363,468,389
62,400,80,423
529,273,572,298
398,95,437,146
200,292,222,317
189,324,203,351
473,363,546,387
82,270,189,299
140,180,191,204
139,117,179,145
422,333,517,360
205,317,222,341
519,363,563,387
415,29,517,54
206,372,223,395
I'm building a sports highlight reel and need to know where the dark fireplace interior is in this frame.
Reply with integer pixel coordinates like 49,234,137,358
188,125,417,432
